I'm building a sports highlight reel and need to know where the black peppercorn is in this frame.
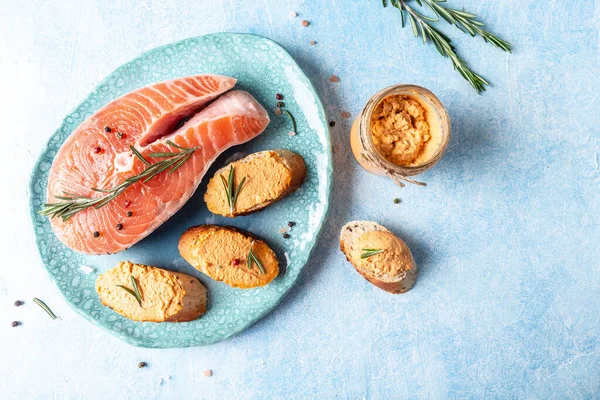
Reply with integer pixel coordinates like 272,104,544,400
393,198,400,204
93,231,100,238
277,101,285,108
11,321,20,327
104,126,111,132
138,362,147,368
126,211,132,217
287,221,296,227
283,233,290,239
329,121,335,127
116,223,123,230
14,300,23,307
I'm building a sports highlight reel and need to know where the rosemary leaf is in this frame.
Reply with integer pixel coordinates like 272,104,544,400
248,242,265,274
147,152,179,158
360,248,385,259
116,277,143,307
130,276,143,305
130,145,150,166
231,176,246,212
282,109,297,134
32,297,58,320
227,166,234,205
220,174,232,210
116,285,142,307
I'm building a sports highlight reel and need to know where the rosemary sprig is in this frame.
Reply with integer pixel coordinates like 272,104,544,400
360,248,385,259
33,297,58,320
282,109,297,134
39,141,199,221
220,166,246,214
116,275,143,307
247,241,266,274
383,0,511,93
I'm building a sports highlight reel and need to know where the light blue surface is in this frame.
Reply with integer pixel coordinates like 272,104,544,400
28,33,332,348
1,0,599,398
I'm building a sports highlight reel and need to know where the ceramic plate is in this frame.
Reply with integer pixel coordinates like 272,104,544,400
28,33,332,348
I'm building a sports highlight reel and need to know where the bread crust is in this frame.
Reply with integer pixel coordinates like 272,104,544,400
178,225,279,289
204,149,306,217
339,221,418,294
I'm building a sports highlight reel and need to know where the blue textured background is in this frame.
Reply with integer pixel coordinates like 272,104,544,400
1,0,599,398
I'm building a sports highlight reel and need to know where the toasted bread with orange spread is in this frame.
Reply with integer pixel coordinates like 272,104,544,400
204,150,306,217
340,221,418,294
178,225,279,289
95,261,207,322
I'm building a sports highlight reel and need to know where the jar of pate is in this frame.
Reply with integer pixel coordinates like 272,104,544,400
350,84,451,187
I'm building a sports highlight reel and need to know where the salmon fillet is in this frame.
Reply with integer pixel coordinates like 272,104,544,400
46,76,270,254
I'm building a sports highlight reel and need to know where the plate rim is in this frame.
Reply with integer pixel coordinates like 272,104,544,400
27,32,333,348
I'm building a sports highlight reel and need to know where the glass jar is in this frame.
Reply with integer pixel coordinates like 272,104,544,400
350,84,451,187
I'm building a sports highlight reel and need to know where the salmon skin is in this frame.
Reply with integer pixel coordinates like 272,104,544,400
46,75,270,254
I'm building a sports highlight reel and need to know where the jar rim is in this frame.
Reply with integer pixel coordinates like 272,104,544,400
357,84,451,176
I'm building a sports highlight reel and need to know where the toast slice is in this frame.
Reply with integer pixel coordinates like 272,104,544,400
95,261,207,322
340,221,418,294
204,150,306,217
179,225,279,289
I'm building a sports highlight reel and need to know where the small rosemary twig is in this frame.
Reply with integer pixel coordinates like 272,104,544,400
33,298,58,320
282,109,297,134
116,275,143,307
39,141,199,221
220,166,246,214
360,248,385,259
247,241,265,274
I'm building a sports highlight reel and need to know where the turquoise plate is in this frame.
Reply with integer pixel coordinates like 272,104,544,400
28,33,332,348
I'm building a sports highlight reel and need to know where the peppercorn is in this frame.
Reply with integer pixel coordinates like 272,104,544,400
288,221,296,227
11,321,20,327
104,126,111,132
93,231,100,238
283,233,290,239
329,121,336,127
116,223,123,230
277,101,285,108
14,300,23,307
393,198,400,204
138,362,147,368
275,93,283,100
126,211,133,217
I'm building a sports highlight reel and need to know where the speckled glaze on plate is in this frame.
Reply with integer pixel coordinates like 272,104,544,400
28,33,332,348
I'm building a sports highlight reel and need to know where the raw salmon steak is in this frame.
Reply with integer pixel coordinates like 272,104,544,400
46,75,270,254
